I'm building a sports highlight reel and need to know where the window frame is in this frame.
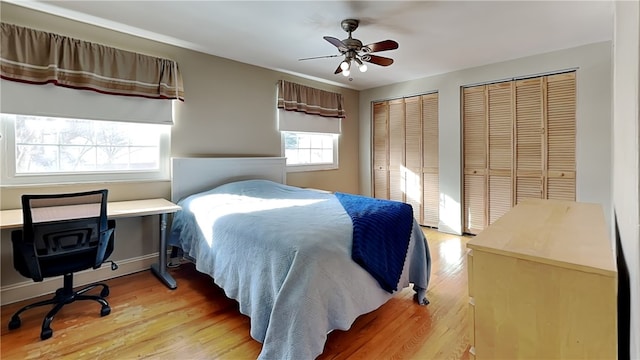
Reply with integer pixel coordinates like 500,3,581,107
281,131,339,172
1,114,171,186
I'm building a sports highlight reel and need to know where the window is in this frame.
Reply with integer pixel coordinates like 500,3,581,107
1,24,181,186
282,132,338,172
0,79,174,186
276,80,344,172
278,110,341,172
1,114,170,185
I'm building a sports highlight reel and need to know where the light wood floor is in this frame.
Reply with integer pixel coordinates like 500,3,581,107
1,228,473,359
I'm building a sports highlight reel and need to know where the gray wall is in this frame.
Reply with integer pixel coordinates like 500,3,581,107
359,42,613,235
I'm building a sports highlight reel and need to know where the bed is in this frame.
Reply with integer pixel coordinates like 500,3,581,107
168,157,431,359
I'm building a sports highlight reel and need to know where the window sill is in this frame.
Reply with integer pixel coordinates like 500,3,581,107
286,164,338,173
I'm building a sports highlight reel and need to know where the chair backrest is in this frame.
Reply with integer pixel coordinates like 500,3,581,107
15,189,115,280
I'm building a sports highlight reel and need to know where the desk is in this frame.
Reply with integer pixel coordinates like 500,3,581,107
0,198,182,289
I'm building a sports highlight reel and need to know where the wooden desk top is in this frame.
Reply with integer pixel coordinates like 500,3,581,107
0,198,181,230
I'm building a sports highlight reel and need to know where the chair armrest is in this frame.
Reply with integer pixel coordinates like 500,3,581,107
94,226,114,269
11,230,43,282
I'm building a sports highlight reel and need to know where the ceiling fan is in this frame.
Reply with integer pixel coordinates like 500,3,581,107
299,19,399,77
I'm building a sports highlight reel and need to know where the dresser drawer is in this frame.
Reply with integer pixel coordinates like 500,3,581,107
468,297,476,354
467,248,475,358
467,249,474,297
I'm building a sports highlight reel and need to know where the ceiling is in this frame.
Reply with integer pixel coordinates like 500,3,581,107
6,1,614,91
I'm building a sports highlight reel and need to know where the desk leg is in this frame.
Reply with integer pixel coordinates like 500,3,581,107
150,212,177,289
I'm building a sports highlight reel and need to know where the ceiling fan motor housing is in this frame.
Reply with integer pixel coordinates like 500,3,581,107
342,38,364,52
341,19,360,33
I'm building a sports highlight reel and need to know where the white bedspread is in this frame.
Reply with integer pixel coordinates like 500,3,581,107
168,179,431,359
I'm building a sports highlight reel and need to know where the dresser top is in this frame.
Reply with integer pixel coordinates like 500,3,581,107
467,199,616,277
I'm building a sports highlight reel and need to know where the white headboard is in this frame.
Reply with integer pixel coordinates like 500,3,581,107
171,157,287,202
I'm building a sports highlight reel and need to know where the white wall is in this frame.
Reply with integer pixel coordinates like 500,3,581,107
612,1,640,358
359,42,612,235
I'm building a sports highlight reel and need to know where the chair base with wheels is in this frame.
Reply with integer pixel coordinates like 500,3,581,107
8,272,112,340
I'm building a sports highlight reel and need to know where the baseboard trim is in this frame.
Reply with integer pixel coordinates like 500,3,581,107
0,253,158,306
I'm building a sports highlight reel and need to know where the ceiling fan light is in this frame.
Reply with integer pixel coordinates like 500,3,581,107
342,69,351,77
340,60,350,71
353,57,367,73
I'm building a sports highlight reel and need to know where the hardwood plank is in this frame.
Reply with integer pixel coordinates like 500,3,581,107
1,228,472,359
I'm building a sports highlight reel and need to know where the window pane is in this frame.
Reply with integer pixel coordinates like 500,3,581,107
282,131,337,169
311,149,324,163
310,135,323,148
10,114,163,174
285,148,298,163
95,122,128,146
297,149,311,164
60,145,97,171
97,145,128,169
61,120,94,145
284,133,298,149
16,145,59,173
129,124,161,146
298,134,311,148
321,149,333,162
127,147,159,169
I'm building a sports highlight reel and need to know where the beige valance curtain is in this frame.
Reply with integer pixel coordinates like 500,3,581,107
277,80,345,118
0,23,184,101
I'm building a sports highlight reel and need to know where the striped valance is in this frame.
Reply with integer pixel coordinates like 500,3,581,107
0,23,184,101
277,80,345,118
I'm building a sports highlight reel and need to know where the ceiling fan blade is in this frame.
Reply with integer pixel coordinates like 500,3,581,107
364,39,399,53
324,36,348,52
363,54,394,67
334,63,343,75
299,54,341,61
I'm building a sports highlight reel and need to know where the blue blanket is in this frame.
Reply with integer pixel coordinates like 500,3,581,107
335,192,413,293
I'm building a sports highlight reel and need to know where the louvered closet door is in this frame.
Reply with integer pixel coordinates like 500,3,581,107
422,93,439,227
515,78,544,204
546,72,576,201
462,72,576,234
389,99,405,202
405,96,423,222
487,82,513,225
373,101,389,199
463,86,487,234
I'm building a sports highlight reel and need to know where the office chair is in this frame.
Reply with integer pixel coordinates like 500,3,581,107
8,189,118,340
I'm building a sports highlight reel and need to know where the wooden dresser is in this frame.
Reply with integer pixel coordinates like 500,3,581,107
466,199,617,359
